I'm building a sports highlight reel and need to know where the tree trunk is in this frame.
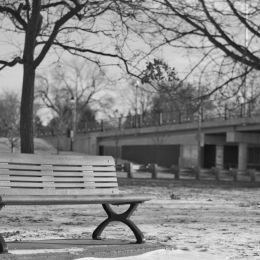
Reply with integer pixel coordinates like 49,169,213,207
20,63,35,153
20,1,42,153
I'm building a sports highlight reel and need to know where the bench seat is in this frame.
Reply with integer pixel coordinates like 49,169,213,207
0,152,152,253
1,194,152,205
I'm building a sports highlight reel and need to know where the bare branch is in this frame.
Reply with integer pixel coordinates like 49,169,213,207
202,67,254,99
34,3,85,67
0,4,27,29
51,41,135,76
0,57,23,70
162,0,260,70
226,0,260,38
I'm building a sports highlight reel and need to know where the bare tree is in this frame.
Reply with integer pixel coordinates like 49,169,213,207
0,92,20,152
142,0,260,101
0,0,148,153
123,79,155,115
36,59,113,132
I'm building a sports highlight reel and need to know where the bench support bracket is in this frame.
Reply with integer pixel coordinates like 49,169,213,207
92,203,145,244
0,199,8,254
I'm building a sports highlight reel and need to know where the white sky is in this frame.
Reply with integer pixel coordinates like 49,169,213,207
0,4,204,98
0,7,206,126
0,65,23,95
0,47,196,94
0,44,201,125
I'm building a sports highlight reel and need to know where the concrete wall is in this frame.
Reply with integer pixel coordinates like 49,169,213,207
41,133,98,155
41,135,70,152
40,132,206,168
98,132,198,146
181,144,198,168
73,133,98,155
39,115,260,170
121,145,180,167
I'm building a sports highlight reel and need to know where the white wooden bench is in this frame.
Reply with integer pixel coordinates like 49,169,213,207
0,153,151,253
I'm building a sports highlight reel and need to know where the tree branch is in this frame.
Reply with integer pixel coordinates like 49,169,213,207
226,0,260,38
0,57,23,70
0,5,27,29
34,3,84,68
51,41,135,76
199,0,258,64
202,67,254,99
163,0,260,70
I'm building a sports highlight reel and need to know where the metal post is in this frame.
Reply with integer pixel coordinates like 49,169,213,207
159,112,163,125
101,120,104,132
196,84,204,180
70,95,77,151
224,104,227,120
135,82,139,128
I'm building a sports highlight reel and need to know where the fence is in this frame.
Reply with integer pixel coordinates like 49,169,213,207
35,102,259,136
77,103,257,133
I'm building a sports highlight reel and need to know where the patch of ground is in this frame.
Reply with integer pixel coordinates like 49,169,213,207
0,138,56,154
1,180,259,259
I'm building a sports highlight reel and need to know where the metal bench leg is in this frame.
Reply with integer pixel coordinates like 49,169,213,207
92,203,145,244
0,201,8,254
0,235,8,254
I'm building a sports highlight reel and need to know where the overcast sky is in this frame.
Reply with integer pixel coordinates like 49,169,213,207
0,46,199,96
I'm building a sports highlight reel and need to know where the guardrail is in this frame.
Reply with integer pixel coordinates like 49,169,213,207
35,102,259,136
77,103,258,133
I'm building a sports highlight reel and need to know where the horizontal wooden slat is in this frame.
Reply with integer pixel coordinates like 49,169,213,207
1,194,151,205
0,170,41,176
0,168,116,174
0,181,117,188
93,172,117,177
0,153,114,166
91,177,118,182
0,183,118,188
0,165,101,171
48,171,116,177
0,176,107,182
92,166,115,172
0,176,44,182
0,165,41,170
51,171,94,176
0,165,113,172
95,182,118,187
0,168,9,174
0,188,119,196
0,170,96,177
0,171,117,178
53,177,96,182
0,182,87,188
52,166,93,171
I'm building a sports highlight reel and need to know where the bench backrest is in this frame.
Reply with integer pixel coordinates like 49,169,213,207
0,153,118,196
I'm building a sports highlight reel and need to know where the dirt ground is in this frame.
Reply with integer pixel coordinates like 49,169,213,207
1,179,260,259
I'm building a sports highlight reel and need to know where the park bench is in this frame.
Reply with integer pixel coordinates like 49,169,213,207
0,152,152,253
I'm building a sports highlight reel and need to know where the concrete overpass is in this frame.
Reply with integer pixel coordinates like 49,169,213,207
43,115,260,173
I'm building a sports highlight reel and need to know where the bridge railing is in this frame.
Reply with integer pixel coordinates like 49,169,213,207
76,108,254,134
35,102,260,136
76,110,197,133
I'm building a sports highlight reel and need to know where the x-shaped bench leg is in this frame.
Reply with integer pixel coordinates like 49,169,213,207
0,200,8,254
0,235,7,254
92,203,145,244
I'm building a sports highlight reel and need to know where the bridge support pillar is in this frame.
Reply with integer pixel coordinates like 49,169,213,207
125,162,134,178
150,163,158,179
215,145,224,169
238,143,248,174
